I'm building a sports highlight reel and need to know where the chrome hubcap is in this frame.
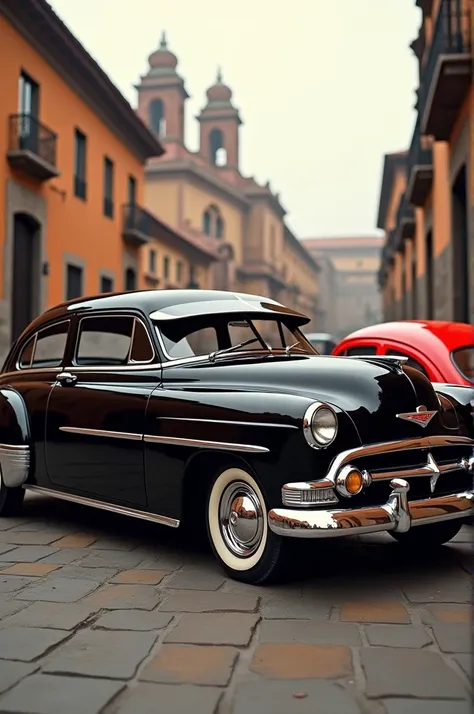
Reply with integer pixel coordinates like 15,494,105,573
219,481,264,558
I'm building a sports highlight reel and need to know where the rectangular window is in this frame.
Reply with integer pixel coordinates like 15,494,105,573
66,264,83,301
19,320,69,370
128,175,136,205
75,315,134,367
176,261,183,284
18,71,39,117
100,275,114,293
149,249,157,274
163,256,170,280
103,157,114,218
74,129,87,200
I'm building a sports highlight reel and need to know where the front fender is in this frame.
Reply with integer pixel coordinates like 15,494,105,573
433,383,474,438
0,387,31,488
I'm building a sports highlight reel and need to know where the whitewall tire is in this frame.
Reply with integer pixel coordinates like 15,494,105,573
206,467,290,584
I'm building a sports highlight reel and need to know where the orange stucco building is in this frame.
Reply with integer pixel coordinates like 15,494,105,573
377,0,473,324
0,0,217,361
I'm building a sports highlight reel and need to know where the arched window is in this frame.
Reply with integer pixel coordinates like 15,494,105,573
209,128,224,165
149,99,166,137
203,210,212,235
215,147,227,166
202,205,224,238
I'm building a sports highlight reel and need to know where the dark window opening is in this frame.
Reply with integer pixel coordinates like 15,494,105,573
176,261,183,284
18,72,40,152
163,256,170,280
346,345,377,356
76,316,134,366
128,175,137,206
100,276,113,293
74,129,87,200
209,128,225,166
125,267,136,291
103,157,114,218
203,211,211,235
149,249,157,274
426,229,433,319
66,264,83,300
149,99,166,137
451,165,469,323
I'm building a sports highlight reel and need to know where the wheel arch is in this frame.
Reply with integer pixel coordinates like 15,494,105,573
0,387,32,488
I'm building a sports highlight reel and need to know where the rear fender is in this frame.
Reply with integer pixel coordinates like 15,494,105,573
0,388,31,488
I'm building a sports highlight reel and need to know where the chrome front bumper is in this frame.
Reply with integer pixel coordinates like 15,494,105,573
268,478,474,538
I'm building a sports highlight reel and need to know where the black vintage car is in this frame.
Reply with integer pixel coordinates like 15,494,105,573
0,290,472,584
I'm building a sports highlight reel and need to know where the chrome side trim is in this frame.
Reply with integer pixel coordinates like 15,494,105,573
24,485,180,528
157,417,297,429
59,427,142,441
58,427,268,453
144,434,269,453
0,444,30,488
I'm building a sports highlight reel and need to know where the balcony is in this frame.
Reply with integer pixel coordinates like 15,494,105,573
406,118,433,207
7,114,59,181
121,204,154,247
394,193,416,252
418,2,472,140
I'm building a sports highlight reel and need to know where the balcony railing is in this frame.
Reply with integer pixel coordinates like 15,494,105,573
7,114,59,181
406,117,433,207
122,204,154,247
395,193,415,251
418,1,471,138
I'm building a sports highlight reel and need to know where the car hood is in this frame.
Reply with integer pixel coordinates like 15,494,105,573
181,353,450,443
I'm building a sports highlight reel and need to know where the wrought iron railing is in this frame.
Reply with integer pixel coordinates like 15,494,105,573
9,113,58,167
122,204,154,237
407,115,433,175
418,2,471,116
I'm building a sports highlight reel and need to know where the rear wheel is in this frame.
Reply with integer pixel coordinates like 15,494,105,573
206,466,292,584
389,519,463,548
0,468,25,517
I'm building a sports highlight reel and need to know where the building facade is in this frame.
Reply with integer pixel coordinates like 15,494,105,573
0,0,217,361
301,236,383,338
378,0,473,324
136,35,320,326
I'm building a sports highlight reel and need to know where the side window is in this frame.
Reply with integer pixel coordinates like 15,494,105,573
19,321,69,369
130,320,154,363
346,345,377,356
386,349,429,377
76,316,134,366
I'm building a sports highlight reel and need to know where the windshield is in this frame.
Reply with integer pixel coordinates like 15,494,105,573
451,346,474,383
155,315,318,361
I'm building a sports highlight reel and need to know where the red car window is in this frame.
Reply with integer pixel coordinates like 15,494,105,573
346,345,378,356
452,347,474,383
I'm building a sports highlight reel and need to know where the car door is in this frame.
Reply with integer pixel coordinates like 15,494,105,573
2,318,71,487
45,311,156,507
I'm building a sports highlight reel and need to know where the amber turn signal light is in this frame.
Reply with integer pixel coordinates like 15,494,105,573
335,465,364,498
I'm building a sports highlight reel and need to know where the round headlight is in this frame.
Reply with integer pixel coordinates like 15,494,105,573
303,402,338,448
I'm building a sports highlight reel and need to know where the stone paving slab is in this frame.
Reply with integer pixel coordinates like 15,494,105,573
0,495,471,714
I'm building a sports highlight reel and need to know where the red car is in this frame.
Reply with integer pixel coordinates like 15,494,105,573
333,320,474,386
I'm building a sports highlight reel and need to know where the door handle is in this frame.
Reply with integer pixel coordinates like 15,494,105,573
56,372,77,386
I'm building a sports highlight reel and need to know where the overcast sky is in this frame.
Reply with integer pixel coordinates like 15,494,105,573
50,0,420,239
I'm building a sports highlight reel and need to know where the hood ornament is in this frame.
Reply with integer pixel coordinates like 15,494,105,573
396,405,437,428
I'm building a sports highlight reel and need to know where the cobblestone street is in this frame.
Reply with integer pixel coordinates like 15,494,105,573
0,492,471,714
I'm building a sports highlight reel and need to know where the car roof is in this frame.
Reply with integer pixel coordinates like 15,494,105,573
29,289,310,333
341,320,474,352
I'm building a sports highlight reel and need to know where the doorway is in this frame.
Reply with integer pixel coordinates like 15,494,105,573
12,213,40,341
451,165,469,323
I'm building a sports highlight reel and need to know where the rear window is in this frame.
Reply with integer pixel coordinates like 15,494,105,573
452,347,474,383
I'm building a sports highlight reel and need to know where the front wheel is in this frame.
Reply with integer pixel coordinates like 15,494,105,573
389,519,463,548
206,467,292,584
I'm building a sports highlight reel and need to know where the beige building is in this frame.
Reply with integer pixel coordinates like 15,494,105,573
302,236,383,338
135,34,320,325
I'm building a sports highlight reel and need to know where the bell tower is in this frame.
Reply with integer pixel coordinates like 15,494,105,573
135,32,189,145
197,69,242,169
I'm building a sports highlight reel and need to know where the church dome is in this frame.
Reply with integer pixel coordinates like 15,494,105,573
206,68,233,104
148,32,178,71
